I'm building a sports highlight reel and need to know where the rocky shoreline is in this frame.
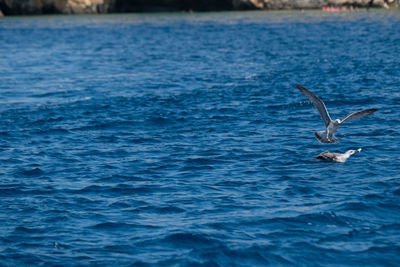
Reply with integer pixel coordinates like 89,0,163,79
0,0,397,15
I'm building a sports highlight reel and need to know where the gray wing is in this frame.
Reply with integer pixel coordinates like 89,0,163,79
340,108,378,123
316,151,337,160
296,84,332,127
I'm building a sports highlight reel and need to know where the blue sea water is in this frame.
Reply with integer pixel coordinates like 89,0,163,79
0,10,400,266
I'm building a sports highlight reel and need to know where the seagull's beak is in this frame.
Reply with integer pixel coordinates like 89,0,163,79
357,148,362,152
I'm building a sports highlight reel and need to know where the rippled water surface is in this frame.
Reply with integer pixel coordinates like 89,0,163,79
1,10,400,266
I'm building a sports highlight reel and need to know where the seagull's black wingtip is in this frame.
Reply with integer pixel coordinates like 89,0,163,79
295,83,307,91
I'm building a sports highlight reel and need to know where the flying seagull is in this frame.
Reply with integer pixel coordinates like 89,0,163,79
296,84,378,143
315,148,362,163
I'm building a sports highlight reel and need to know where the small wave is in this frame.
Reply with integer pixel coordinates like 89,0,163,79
0,131,11,136
108,201,131,208
160,233,220,248
14,168,44,177
393,188,400,196
215,180,250,187
184,157,216,166
33,128,70,135
0,186,25,196
95,174,147,183
180,165,214,171
130,137,161,143
44,215,69,223
284,185,315,196
13,226,46,234
245,212,357,228
379,223,400,231
90,222,158,231
30,116,64,125
132,205,185,214
147,116,171,126
362,245,400,262
74,184,155,195
90,222,134,230
103,244,135,253
336,201,372,212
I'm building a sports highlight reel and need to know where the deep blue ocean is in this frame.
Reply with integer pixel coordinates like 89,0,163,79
0,10,400,266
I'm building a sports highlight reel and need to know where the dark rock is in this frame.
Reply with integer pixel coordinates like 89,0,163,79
114,0,234,12
261,0,390,9
0,0,116,15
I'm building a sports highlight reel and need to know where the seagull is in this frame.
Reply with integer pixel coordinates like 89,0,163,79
296,84,378,143
315,148,362,163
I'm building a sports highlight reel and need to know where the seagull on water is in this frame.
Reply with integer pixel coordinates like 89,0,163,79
315,148,362,163
296,84,378,143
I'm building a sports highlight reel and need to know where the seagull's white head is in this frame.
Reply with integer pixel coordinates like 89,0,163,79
335,119,341,124
347,148,362,155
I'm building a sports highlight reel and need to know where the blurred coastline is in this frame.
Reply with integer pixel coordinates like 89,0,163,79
0,0,399,16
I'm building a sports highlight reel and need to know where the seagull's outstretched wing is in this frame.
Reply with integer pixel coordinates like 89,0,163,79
296,84,332,127
340,108,378,123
